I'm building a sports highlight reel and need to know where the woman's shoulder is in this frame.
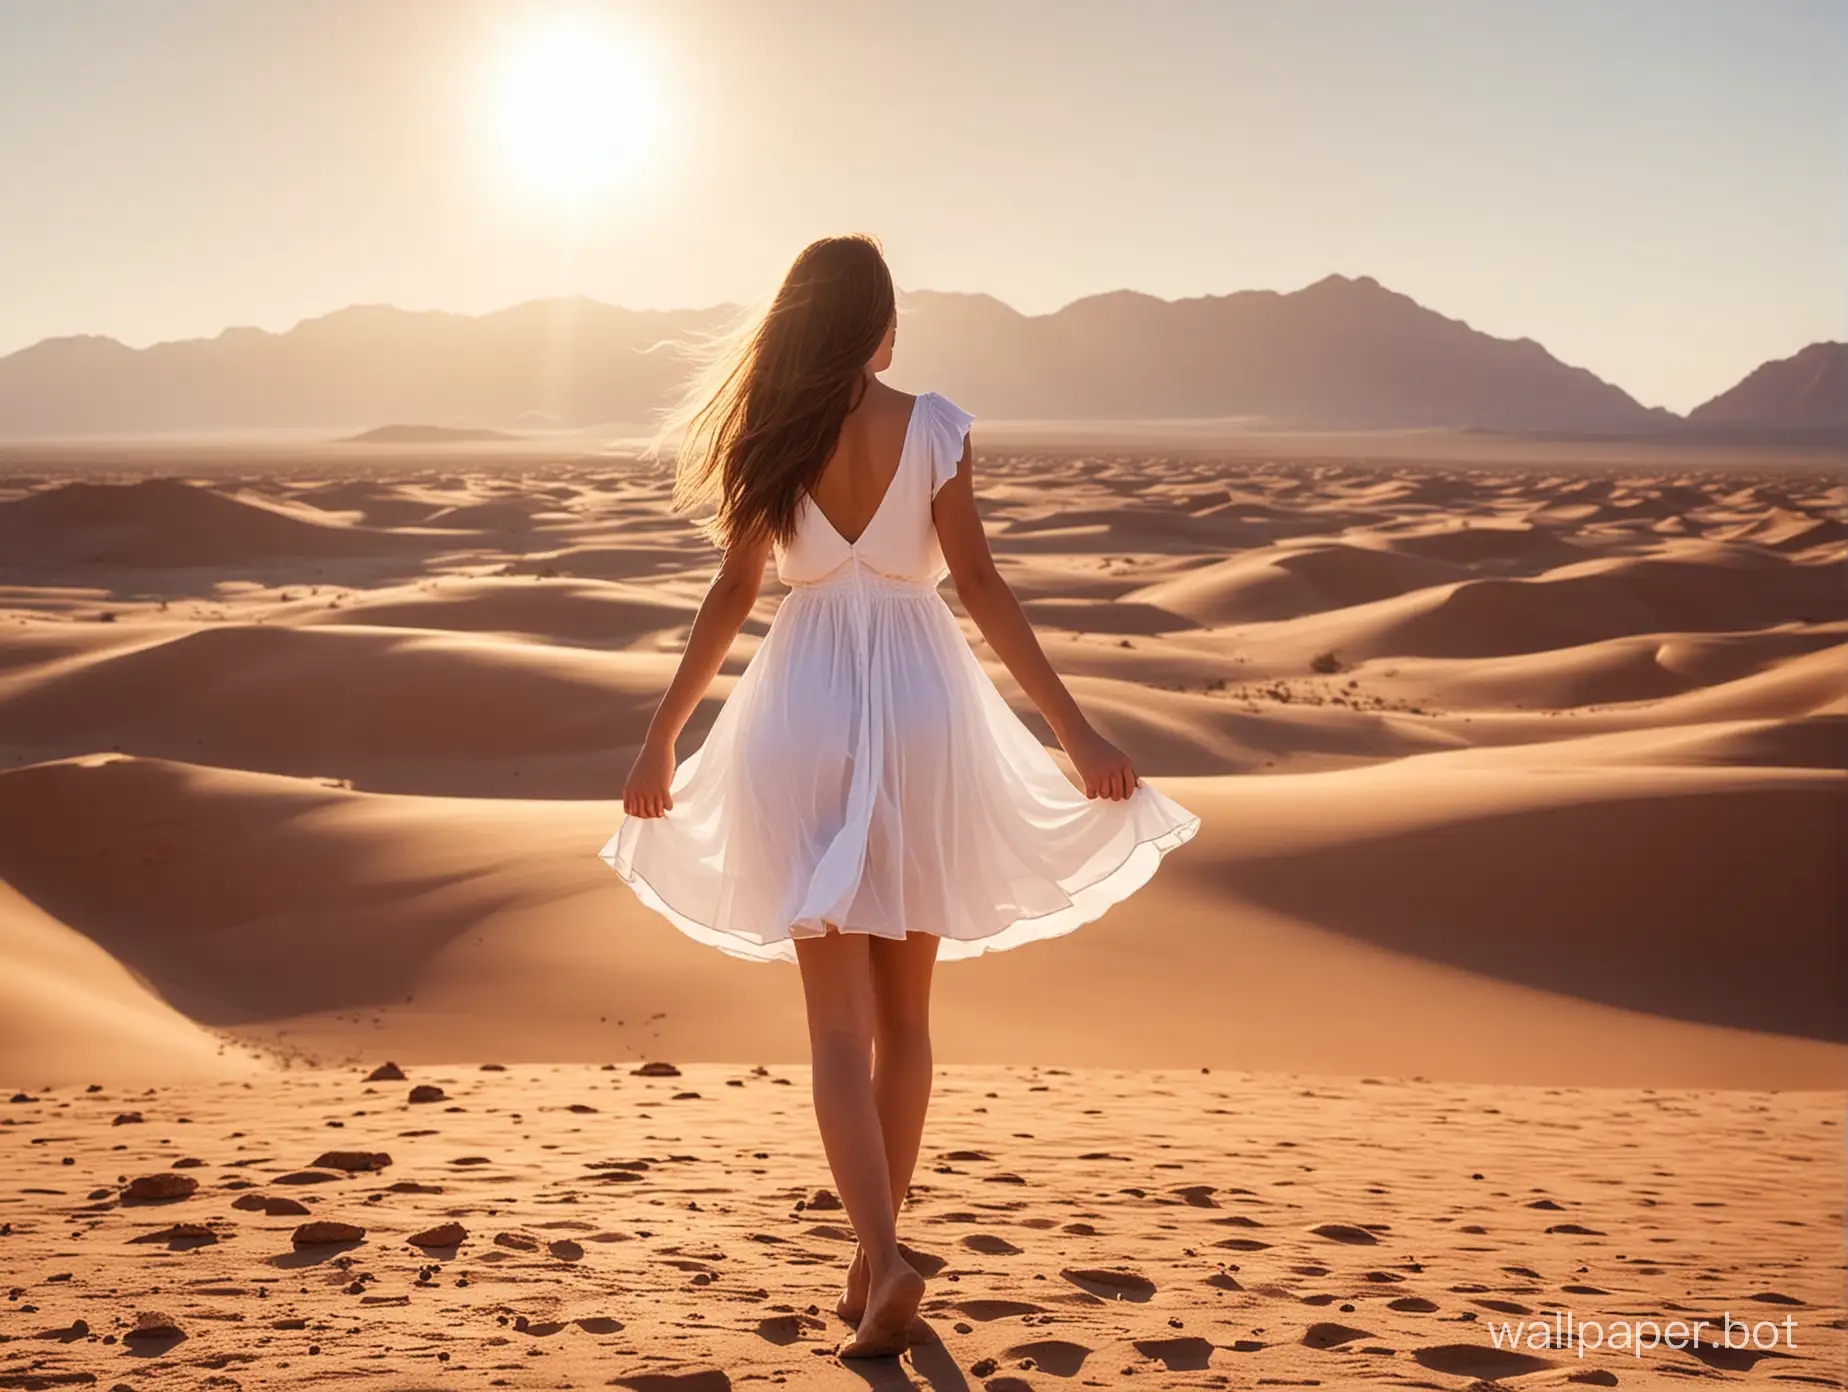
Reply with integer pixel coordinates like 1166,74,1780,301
915,390,975,495
913,389,974,430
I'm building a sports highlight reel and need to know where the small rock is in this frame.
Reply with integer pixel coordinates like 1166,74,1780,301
366,1062,406,1081
408,1085,446,1104
408,1222,467,1248
630,1061,681,1077
123,1173,198,1202
806,1188,843,1211
265,1197,312,1217
548,1239,584,1262
112,1111,144,1126
494,1231,540,1252
291,1220,365,1246
124,1310,183,1341
312,1150,392,1172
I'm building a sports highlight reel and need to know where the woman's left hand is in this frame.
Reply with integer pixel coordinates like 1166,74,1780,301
623,740,677,818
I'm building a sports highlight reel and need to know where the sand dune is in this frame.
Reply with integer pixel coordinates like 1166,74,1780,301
0,433,1840,1386
0,477,433,569
294,575,714,646
0,747,1838,1090
1127,542,1472,625
0,875,263,1081
0,625,731,796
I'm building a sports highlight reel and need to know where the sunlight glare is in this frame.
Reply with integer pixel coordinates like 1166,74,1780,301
497,21,655,198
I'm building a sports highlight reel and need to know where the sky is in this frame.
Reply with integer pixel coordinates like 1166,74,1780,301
0,0,1840,414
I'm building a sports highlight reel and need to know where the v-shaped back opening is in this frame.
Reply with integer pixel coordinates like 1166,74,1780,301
806,392,925,549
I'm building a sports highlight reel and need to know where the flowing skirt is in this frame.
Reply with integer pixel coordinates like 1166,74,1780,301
600,571,1200,963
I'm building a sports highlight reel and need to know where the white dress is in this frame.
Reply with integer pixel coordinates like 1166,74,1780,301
599,390,1200,963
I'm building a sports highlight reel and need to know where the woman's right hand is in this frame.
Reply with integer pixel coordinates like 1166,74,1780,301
1063,724,1140,801
623,740,677,818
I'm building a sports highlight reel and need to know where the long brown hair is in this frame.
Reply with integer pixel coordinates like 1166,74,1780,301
650,234,896,550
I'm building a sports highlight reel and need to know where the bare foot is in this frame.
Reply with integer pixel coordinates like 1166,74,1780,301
837,1263,926,1359
836,1243,869,1324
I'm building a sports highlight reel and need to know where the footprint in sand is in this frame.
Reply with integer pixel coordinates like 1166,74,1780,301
1134,1335,1215,1370
1302,1322,1373,1349
1475,1298,1533,1315
127,1222,218,1249
1060,1268,1156,1301
962,1233,1023,1255
948,1298,1046,1321
1684,1341,1791,1373
1308,1222,1378,1244
1413,1343,1555,1379
1001,1337,1093,1375
273,1169,342,1186
755,1312,826,1344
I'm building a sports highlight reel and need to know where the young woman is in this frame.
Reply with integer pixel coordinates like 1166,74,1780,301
601,234,1199,1358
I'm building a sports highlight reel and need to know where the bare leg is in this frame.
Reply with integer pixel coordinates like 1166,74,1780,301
793,926,927,1357
839,929,940,1323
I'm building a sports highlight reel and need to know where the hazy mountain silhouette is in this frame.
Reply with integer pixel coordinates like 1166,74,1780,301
1688,342,1848,428
0,276,1684,436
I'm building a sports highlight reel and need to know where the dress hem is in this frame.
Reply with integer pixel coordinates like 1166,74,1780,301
599,805,1203,966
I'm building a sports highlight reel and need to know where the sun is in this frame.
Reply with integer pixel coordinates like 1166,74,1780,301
496,21,655,198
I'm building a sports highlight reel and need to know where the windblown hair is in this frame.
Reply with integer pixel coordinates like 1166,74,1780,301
648,234,896,551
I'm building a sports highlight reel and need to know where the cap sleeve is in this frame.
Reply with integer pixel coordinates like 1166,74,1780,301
924,391,975,497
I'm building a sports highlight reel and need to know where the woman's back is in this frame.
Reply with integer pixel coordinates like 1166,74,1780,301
774,390,973,591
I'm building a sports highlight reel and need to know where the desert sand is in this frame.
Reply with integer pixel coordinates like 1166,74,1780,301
1,1062,1840,1389
0,427,1842,1386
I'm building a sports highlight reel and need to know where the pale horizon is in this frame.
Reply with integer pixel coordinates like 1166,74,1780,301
1,0,1842,414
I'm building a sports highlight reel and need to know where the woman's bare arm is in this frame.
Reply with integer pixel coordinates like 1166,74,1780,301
623,529,774,817
932,438,1139,801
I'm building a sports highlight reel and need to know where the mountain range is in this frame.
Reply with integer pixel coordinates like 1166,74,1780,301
0,275,1837,437
1687,340,1848,429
